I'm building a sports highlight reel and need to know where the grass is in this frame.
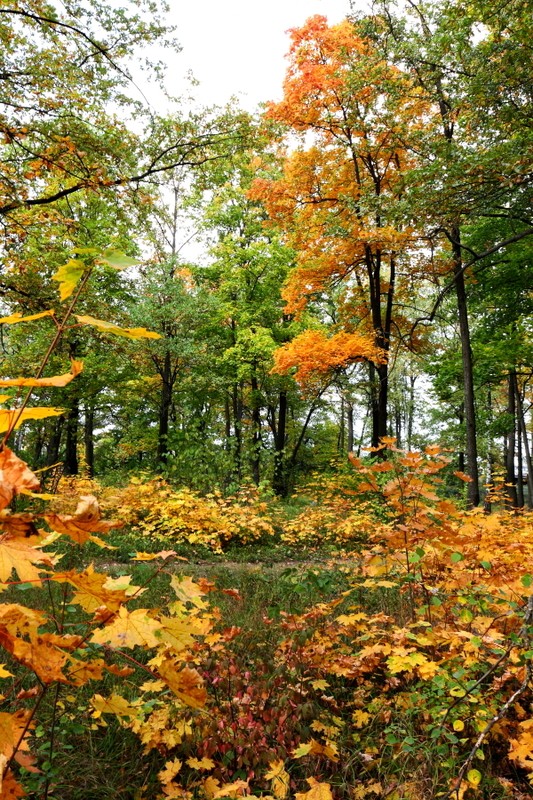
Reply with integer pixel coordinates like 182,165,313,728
3,529,524,800
3,534,359,800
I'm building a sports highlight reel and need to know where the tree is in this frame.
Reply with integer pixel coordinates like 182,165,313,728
251,16,426,449
373,0,533,503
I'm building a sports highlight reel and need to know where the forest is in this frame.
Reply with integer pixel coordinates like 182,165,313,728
0,0,532,798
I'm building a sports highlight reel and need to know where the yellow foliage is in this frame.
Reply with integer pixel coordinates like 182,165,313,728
113,479,276,550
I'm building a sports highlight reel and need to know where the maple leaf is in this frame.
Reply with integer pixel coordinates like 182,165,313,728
186,757,215,771
295,778,333,800
0,710,34,759
91,607,163,648
157,660,207,708
265,759,290,799
0,768,26,798
131,550,180,561
52,258,86,300
158,758,183,785
170,575,207,609
91,693,139,720
156,615,199,652
0,360,83,388
54,564,129,613
0,310,55,325
212,779,249,799
75,314,161,339
0,407,64,434
0,447,40,511
0,630,71,684
44,495,120,544
0,534,52,583
0,511,39,538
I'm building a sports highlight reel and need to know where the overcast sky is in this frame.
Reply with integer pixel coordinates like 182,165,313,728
160,0,353,111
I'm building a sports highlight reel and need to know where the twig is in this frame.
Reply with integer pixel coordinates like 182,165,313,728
445,594,533,799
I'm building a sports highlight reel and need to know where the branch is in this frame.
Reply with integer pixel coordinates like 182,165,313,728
0,139,241,216
409,226,533,336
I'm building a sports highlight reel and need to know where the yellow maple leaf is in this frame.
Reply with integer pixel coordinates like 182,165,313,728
0,407,64,433
170,575,207,608
45,495,120,544
203,777,221,800
212,779,249,798
0,534,51,583
53,258,86,300
91,693,138,720
186,757,215,771
0,310,55,325
75,314,161,339
295,778,333,800
54,564,129,613
157,660,207,709
352,710,371,728
265,759,290,799
0,446,41,511
0,360,83,388
158,758,183,785
91,607,163,648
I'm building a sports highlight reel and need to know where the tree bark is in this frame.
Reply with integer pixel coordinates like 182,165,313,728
273,390,288,497
452,226,480,506
84,403,95,478
514,372,533,508
347,402,354,453
232,384,243,482
64,400,79,476
157,350,173,466
505,369,518,507
250,370,261,485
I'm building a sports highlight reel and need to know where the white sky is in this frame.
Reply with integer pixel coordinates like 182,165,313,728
161,0,354,111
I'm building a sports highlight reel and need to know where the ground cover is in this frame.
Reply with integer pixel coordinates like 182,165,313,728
2,445,533,799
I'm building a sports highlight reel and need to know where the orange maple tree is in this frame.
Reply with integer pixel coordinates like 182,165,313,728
251,16,428,446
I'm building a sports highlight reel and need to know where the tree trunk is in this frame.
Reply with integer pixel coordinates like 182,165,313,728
64,401,79,476
84,404,95,478
347,402,354,453
250,370,261,485
338,395,345,453
232,384,243,482
46,416,63,467
514,372,533,508
157,350,173,466
505,369,518,507
273,390,288,497
452,226,480,506
407,376,415,450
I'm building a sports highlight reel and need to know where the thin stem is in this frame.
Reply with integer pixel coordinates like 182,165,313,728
1,266,94,448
